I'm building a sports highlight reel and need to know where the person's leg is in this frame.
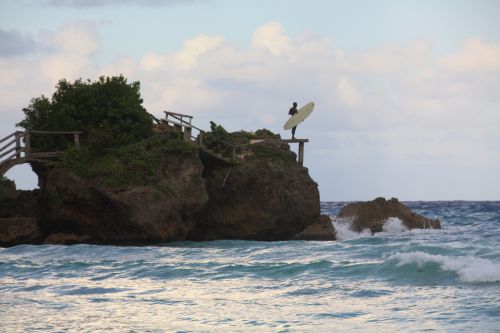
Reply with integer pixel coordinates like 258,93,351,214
292,126,296,139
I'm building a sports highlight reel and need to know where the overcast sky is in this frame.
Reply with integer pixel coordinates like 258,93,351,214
1,0,499,200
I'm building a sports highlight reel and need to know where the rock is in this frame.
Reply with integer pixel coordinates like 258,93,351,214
291,215,336,240
0,178,38,218
338,197,441,233
0,217,42,247
189,140,320,241
43,232,90,245
38,146,208,245
2,130,324,246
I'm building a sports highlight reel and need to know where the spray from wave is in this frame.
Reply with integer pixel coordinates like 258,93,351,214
387,251,500,283
332,216,408,241
331,217,371,241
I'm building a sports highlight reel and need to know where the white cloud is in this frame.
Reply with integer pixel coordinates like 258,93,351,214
175,34,224,70
252,22,291,56
439,38,500,72
336,77,361,108
39,22,99,83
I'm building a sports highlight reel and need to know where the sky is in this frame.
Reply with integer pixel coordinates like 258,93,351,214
0,0,499,200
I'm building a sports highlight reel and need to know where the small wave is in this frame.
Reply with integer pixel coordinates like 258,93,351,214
387,251,500,283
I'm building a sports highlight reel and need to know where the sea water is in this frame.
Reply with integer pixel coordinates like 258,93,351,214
1,201,499,332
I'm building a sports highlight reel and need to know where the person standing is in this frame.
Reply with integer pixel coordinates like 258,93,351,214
288,102,298,139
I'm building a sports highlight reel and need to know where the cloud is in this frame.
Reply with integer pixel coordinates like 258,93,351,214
140,34,224,71
0,29,36,57
252,22,291,56
336,78,361,108
39,22,99,83
41,0,206,7
439,38,500,72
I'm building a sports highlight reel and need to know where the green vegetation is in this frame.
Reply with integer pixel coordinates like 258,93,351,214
203,122,281,158
247,142,296,163
62,134,197,191
18,75,152,153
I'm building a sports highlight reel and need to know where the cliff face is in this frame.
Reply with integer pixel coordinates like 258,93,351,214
0,131,327,246
0,179,42,246
190,140,321,241
37,143,208,245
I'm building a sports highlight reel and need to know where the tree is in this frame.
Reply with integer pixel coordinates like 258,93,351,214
18,75,152,152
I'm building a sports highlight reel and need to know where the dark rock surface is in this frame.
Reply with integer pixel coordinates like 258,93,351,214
291,215,336,241
188,140,320,241
0,217,42,247
37,151,208,245
338,197,441,233
0,178,38,218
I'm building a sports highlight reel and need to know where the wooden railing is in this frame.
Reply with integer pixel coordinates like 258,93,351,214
163,111,237,162
0,130,82,174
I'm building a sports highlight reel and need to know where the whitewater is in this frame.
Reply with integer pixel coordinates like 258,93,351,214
1,201,499,332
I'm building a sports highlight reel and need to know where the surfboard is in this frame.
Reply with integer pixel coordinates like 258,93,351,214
283,102,314,130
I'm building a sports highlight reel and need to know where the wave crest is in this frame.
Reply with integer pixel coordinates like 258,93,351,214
387,251,500,283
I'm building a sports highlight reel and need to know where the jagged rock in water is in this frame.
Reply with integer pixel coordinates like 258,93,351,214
338,197,441,233
291,215,336,241
189,140,320,241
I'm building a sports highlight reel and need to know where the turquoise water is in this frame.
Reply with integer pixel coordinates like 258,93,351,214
1,201,499,332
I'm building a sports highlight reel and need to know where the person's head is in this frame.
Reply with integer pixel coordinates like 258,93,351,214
293,102,297,107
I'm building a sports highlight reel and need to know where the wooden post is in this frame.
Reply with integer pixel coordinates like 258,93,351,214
74,133,80,150
183,126,192,142
298,141,304,166
24,131,30,159
15,131,21,158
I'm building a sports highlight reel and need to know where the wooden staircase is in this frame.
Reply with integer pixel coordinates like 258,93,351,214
162,111,237,165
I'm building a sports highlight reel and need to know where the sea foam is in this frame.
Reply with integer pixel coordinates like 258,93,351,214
331,217,371,241
332,216,408,241
387,251,500,283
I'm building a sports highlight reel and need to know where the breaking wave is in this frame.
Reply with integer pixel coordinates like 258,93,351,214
387,251,500,283
332,216,408,241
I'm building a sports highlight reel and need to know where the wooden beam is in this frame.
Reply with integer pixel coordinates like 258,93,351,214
74,133,80,150
0,132,16,145
30,130,83,134
250,138,309,144
164,111,193,119
298,142,305,166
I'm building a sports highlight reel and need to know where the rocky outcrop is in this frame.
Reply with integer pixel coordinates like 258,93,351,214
338,197,441,233
291,215,336,241
0,178,42,246
0,178,38,218
1,131,325,246
189,140,320,241
37,149,208,245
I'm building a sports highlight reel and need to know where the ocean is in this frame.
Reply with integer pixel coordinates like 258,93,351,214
1,201,499,332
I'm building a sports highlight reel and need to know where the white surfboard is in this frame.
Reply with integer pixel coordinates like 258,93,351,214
283,102,314,130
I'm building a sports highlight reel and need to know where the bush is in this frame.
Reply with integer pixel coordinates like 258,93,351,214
18,75,152,153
